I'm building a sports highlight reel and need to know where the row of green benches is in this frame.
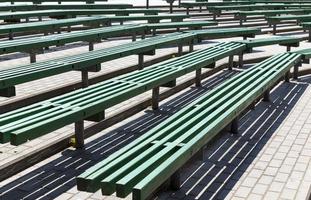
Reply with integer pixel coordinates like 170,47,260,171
77,47,306,200
1,0,108,4
236,9,311,26
267,14,311,34
0,4,133,11
0,36,301,145
0,19,217,40
0,36,305,200
210,4,311,20
0,9,174,22
0,27,262,96
0,26,257,64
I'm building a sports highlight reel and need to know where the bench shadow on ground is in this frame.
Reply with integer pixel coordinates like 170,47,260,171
0,71,309,200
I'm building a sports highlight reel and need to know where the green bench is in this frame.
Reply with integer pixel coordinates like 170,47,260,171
0,42,246,146
236,9,311,26
0,4,133,12
0,9,164,23
252,0,311,4
236,36,300,52
209,4,292,20
0,24,148,63
267,14,311,34
105,14,189,26
1,0,109,4
180,1,254,15
0,32,196,97
147,21,218,35
0,19,214,40
0,16,107,40
76,50,302,200
186,27,261,41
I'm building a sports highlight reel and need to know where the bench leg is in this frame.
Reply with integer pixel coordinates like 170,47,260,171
228,55,234,70
294,63,300,80
231,117,239,134
120,21,124,25
81,70,89,88
170,170,181,190
67,26,71,32
26,17,29,23
195,68,202,87
152,86,160,110
132,33,136,42
75,120,85,149
286,46,291,52
38,16,42,21
213,13,216,21
138,54,144,70
273,24,276,35
240,19,243,26
141,31,146,39
189,40,194,52
238,53,244,68
8,32,13,40
0,86,16,97
30,52,36,63
152,29,156,36
263,89,270,102
178,44,183,56
285,71,290,82
309,30,311,42
89,42,94,51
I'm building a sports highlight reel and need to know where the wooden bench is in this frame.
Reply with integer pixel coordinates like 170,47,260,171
0,32,196,97
76,51,302,200
236,9,310,26
267,14,311,34
0,24,148,63
0,42,246,146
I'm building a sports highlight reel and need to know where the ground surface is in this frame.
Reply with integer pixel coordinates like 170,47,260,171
0,2,311,200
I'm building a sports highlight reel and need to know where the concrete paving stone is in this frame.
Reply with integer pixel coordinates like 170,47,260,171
264,191,280,200
269,159,283,168
279,164,294,174
247,193,263,200
269,181,285,193
251,184,268,195
280,188,297,200
263,167,279,177
274,172,289,183
241,177,258,188
234,186,252,198
258,175,274,185
293,163,308,172
247,169,263,179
